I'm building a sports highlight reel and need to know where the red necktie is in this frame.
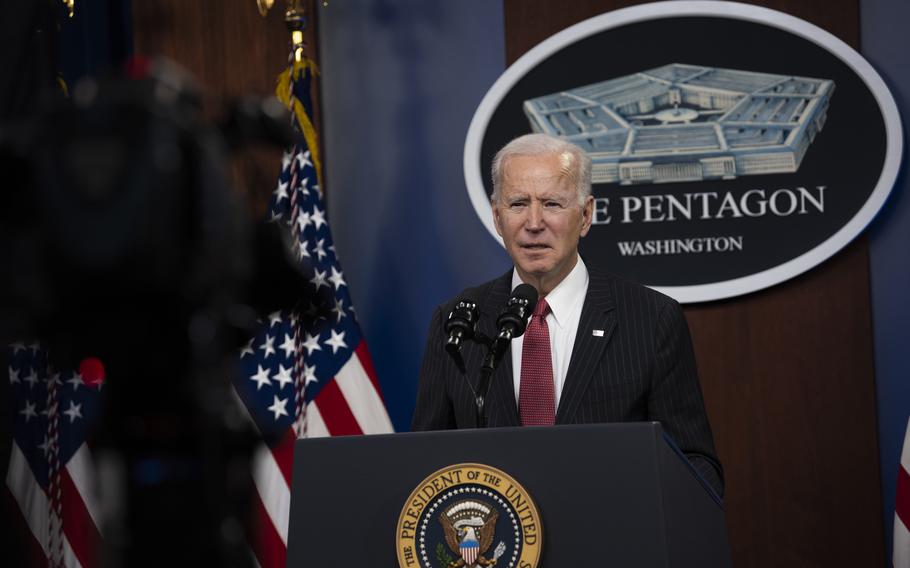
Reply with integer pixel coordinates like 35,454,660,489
519,298,555,426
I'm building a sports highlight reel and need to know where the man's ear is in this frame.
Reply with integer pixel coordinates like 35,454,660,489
492,199,504,237
580,195,594,237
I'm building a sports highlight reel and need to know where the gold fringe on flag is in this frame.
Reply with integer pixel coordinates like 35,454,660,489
276,58,322,185
57,76,69,97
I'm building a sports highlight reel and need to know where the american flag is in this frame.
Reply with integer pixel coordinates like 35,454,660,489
233,56,394,568
6,343,103,567
4,56,393,568
895,418,910,568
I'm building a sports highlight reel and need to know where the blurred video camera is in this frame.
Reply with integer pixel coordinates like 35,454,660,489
0,58,309,567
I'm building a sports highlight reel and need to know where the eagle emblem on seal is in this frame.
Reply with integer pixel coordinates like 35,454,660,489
439,500,505,567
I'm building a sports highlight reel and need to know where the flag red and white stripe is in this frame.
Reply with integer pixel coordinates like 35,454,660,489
240,345,393,568
7,343,103,568
894,418,910,568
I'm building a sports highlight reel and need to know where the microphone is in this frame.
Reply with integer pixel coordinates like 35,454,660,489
474,283,538,428
445,299,479,354
444,299,478,373
495,283,538,344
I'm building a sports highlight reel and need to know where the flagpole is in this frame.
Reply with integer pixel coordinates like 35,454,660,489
257,0,330,27
285,0,307,63
259,0,320,440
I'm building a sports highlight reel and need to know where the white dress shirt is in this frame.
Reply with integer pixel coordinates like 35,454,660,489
509,254,589,409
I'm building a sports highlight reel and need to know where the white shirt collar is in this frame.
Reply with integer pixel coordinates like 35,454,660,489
510,255,589,329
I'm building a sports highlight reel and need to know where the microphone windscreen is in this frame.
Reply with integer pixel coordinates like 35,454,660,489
511,283,538,306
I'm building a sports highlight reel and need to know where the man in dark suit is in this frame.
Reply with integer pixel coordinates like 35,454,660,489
411,133,723,496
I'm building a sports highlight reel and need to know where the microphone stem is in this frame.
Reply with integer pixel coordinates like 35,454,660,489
475,337,505,428
476,361,493,428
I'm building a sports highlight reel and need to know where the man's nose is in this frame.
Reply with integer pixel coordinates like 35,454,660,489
525,201,544,231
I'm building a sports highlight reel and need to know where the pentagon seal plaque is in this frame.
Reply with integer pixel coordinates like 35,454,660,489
464,1,903,303
396,463,542,568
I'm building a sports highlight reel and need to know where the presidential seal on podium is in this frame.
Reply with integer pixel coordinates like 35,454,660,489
396,463,542,568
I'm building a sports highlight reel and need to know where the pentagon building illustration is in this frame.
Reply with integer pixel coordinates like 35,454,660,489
523,64,834,185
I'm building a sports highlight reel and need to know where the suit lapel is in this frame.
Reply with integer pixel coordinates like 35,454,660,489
555,271,616,424
478,271,519,427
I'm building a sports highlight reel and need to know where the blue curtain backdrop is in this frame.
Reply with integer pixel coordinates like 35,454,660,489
319,0,509,432
863,0,910,559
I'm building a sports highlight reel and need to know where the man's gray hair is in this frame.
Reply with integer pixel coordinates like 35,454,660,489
491,133,592,205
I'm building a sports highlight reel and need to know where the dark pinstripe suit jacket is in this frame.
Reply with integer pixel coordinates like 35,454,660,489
411,266,724,497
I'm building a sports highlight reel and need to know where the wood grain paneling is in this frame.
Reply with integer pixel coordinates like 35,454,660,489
503,1,883,566
132,0,322,218
690,238,881,566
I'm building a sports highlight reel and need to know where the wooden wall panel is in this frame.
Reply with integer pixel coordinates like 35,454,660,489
503,1,883,566
132,0,321,218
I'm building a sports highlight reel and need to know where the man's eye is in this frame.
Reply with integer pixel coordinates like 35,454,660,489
509,202,526,209
544,201,563,208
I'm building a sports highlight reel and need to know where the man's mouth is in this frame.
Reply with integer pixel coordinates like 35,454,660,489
520,243,550,251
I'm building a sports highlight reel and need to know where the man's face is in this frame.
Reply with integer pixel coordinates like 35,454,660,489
492,153,593,293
